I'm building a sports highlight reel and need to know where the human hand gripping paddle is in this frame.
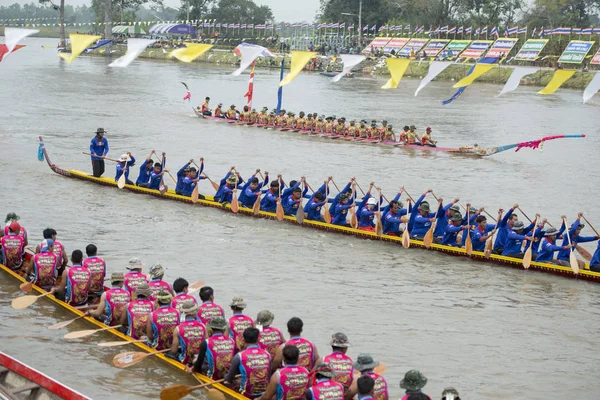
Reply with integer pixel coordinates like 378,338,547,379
423,195,442,248
402,189,416,249
349,180,358,229
563,217,580,274
112,348,170,368
522,214,540,269
64,325,123,339
484,209,501,259
191,158,205,203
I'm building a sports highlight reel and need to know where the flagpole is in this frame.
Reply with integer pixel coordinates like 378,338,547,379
276,43,284,114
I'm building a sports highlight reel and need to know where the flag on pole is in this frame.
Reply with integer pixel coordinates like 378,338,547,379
276,58,284,114
531,27,537,37
490,26,499,37
244,61,255,107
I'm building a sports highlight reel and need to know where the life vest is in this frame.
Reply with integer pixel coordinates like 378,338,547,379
323,352,354,388
238,345,271,397
1,234,24,269
334,124,345,134
296,118,305,129
171,293,197,315
258,326,284,359
151,306,180,350
239,112,248,121
33,251,58,289
276,116,285,127
315,121,324,132
126,299,154,339
201,102,210,113
177,319,207,365
3,225,27,240
197,301,225,324
148,279,172,302
227,109,237,119
407,132,417,144
65,265,91,306
285,337,315,370
400,131,409,142
347,126,357,136
366,372,389,400
359,127,368,137
214,107,223,117
205,333,235,379
124,271,148,293
309,379,344,400
52,240,64,265
228,314,255,352
104,287,131,326
286,116,295,127
421,133,431,145
83,256,106,294
324,122,333,133
276,365,310,400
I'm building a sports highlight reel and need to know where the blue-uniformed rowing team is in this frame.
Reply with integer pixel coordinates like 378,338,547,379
1,214,460,400
88,129,600,271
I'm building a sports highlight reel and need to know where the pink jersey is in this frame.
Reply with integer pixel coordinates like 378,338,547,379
83,256,106,294
148,279,172,301
309,380,344,400
126,299,154,339
205,333,235,380
176,319,207,365
366,372,389,400
259,326,284,359
1,234,24,269
65,265,91,306
229,314,255,352
104,287,131,326
150,306,180,350
3,225,27,240
124,271,148,293
323,352,354,388
33,251,58,289
171,293,197,315
238,345,271,398
197,301,225,325
285,337,316,370
276,365,310,400
53,240,64,266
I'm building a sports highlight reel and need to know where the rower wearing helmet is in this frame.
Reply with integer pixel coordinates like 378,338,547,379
358,197,379,232
214,103,224,118
115,152,136,185
421,127,437,147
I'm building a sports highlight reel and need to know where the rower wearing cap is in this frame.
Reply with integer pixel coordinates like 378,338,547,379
441,213,468,247
536,223,570,264
256,310,285,359
314,115,325,133
50,249,90,307
378,121,388,137
433,201,461,241
240,106,250,122
493,204,519,254
410,196,438,240
250,108,258,123
225,327,272,398
147,290,180,350
214,103,224,118
87,272,130,326
171,278,198,315
197,286,225,324
181,164,207,198
115,152,136,185
229,296,255,352
502,219,535,258
1,221,25,270
334,118,346,135
190,316,235,380
121,282,154,339
286,112,296,128
275,110,286,127
319,333,354,389
148,263,173,301
421,127,437,147
345,353,388,400
90,128,109,178
305,363,344,400
470,215,497,252
556,214,600,269
258,107,269,125
383,124,395,141
226,104,239,120
400,369,431,400
260,179,282,213
258,345,309,400
407,126,419,145
171,300,206,366
272,317,319,372
83,244,106,297
26,239,58,290
295,112,306,130
175,159,194,195
124,257,149,293
239,170,269,208
215,168,244,204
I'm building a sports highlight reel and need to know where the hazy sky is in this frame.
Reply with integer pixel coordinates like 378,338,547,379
0,0,323,22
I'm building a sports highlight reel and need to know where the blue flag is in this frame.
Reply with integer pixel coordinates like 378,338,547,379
443,58,497,105
276,58,284,114
37,141,45,162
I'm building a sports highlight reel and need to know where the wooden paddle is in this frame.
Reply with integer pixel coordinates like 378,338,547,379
187,280,206,294
252,171,265,216
276,183,284,221
159,173,168,195
484,211,501,259
82,152,120,163
11,292,51,310
324,184,332,224
230,172,240,213
19,281,33,293
563,217,579,274
160,379,226,400
191,178,200,203
165,170,179,185
117,161,128,189
581,215,600,236
113,348,170,369
353,364,387,377
201,173,220,192
295,180,305,224
98,337,148,347
423,196,441,248
465,207,473,256
375,188,383,237
350,205,358,229
402,199,411,249
576,245,592,262
64,325,123,340
522,216,538,269
48,315,85,330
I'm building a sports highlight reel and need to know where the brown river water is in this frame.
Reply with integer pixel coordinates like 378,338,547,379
0,38,599,399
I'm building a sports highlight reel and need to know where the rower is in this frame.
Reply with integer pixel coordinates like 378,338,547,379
345,354,388,400
383,124,395,141
329,178,355,217
90,128,109,178
590,241,600,272
224,327,272,398
407,126,418,144
190,316,235,380
1,221,25,270
398,126,409,144
502,220,535,259
400,370,431,399
304,363,344,400
347,120,358,137
272,317,319,372
367,121,378,139
284,187,304,217
228,296,255,353
214,103,224,118
240,106,249,122
296,112,306,130
281,178,302,204
239,170,269,208
421,127,437,147
148,163,168,191
441,213,468,247
181,167,207,198
215,169,244,204
26,239,58,291
250,109,259,124
319,333,354,390
226,104,239,120
358,121,368,138
334,118,346,135
257,345,309,400
135,150,156,187
378,120,388,138
115,152,136,185
50,249,90,307
197,286,225,324
2,213,27,244
383,200,407,236
556,215,600,269
410,198,438,240
433,202,461,241
333,194,354,226
147,290,180,350
258,107,269,125
121,282,154,339
124,257,149,294
268,110,277,126
358,198,378,232
304,113,314,130
470,215,497,252
306,191,328,222
86,272,131,326
39,228,67,275
324,116,334,133
276,110,286,127
493,204,519,254
148,263,173,301
314,115,325,133
83,244,106,298
201,97,212,116
286,112,296,128
256,310,285,359
260,180,281,213
175,160,194,195
536,225,570,264
171,278,198,315
356,375,376,400
171,300,206,366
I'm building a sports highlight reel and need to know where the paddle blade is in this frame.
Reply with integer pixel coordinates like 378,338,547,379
576,245,592,261
11,295,39,310
231,195,239,214
207,389,226,400
210,180,219,192
48,316,81,330
402,229,410,249
113,351,148,368
98,338,144,347
159,183,167,195
375,212,383,237
350,208,358,229
423,227,434,248
324,207,332,224
252,196,261,216
19,281,33,293
569,252,580,274
465,232,473,256
484,237,493,259
64,329,99,339
296,209,304,224
522,248,533,269
160,385,194,400
276,199,284,221
187,280,205,293
191,184,199,203
117,174,126,189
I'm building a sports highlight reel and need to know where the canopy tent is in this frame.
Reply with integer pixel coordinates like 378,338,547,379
112,25,146,35
148,23,196,35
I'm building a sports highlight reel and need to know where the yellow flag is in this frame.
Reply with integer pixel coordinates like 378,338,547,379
279,51,317,87
453,63,496,88
381,58,411,89
58,34,101,64
538,70,576,95
170,43,213,63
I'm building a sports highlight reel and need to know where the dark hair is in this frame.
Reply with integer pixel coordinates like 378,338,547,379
71,250,83,264
205,96,210,100
287,317,303,335
43,228,57,239
293,187,302,194
189,167,197,173
154,162,161,168
289,180,298,187
243,327,260,344
250,177,259,184
199,286,214,301
270,181,279,188
282,344,299,365
314,192,325,201
85,244,97,257
509,214,518,220
357,375,375,395
390,200,400,208
173,278,189,293
475,215,487,223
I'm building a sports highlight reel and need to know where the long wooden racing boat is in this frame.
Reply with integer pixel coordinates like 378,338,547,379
40,137,600,284
0,351,91,399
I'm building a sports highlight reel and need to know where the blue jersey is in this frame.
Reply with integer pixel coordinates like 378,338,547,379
136,159,153,185
433,204,454,237
284,196,302,216
333,204,352,226
470,224,496,251
175,164,190,194
442,224,465,246
557,219,598,260
90,137,108,160
590,241,600,267
411,213,435,237
502,228,533,256
383,209,406,234
493,208,515,251
536,238,566,263
260,190,279,213
148,171,163,190
306,199,327,222
115,156,136,182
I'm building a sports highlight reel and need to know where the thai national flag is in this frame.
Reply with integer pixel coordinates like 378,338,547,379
440,25,448,32
594,27,600,34
340,22,345,29
416,26,424,34
234,23,240,28
228,24,235,28
490,26,499,37
247,24,254,29
518,26,527,35
331,23,339,28
508,26,518,35
370,25,376,31
554,27,571,35
457,26,463,34
275,25,281,30
397,25,402,32
380,25,387,31
538,26,544,37
348,24,354,30
475,27,480,36
363,25,368,31
448,26,456,34
216,23,221,28
465,27,472,35
405,25,411,31
481,26,488,35
582,28,592,35
241,24,246,29
571,28,581,35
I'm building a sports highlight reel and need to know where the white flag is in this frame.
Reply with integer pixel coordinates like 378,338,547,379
2,27,39,62
232,43,274,76
497,67,536,97
414,61,452,96
583,72,600,104
109,39,155,68
332,54,365,83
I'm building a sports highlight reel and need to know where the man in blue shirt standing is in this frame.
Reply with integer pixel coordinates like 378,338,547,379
90,128,109,177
